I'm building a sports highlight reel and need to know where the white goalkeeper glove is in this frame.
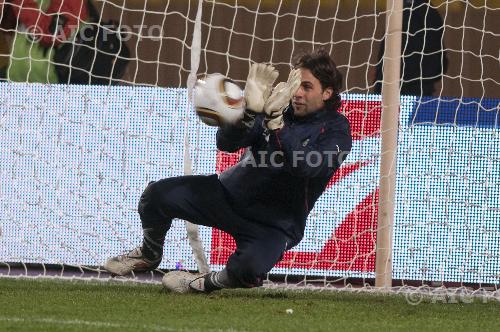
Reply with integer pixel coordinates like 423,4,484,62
242,63,279,128
263,68,302,131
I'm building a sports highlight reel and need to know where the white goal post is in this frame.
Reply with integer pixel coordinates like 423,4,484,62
0,0,499,297
375,0,402,288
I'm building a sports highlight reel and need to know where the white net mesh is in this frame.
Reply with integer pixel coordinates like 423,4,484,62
0,0,499,298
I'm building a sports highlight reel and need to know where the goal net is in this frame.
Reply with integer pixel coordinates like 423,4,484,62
0,0,498,297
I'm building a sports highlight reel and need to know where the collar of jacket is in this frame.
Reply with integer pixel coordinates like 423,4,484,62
283,103,339,124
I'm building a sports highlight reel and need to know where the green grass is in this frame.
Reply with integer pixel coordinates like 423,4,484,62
0,278,499,332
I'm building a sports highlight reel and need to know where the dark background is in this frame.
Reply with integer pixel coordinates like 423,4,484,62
5,0,499,98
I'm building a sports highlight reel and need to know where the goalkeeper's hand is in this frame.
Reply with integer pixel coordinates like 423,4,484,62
244,63,279,113
241,63,278,129
263,68,302,131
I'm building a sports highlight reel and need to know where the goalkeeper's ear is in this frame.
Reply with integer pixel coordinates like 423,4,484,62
322,87,334,102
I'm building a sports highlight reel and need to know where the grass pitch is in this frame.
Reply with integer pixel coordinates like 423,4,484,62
0,278,499,332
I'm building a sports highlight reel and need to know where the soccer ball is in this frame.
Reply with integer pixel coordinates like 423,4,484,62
194,73,244,126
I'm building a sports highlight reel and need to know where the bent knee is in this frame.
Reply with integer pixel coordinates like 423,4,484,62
138,177,190,221
138,181,158,217
138,180,177,222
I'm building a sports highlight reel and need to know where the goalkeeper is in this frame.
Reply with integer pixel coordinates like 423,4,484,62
104,49,352,293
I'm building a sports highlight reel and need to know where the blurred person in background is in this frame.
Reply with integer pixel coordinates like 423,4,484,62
4,0,129,85
5,0,88,83
370,0,448,96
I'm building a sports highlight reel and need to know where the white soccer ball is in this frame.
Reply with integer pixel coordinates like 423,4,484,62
194,73,244,127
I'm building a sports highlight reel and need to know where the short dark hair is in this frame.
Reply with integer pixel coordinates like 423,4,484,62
293,49,343,111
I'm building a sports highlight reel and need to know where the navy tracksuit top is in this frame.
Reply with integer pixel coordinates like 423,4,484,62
216,104,352,247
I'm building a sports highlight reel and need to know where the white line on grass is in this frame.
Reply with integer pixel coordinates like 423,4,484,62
0,316,248,332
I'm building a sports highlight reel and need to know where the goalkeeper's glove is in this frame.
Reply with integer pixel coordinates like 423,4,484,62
263,68,302,131
242,63,279,128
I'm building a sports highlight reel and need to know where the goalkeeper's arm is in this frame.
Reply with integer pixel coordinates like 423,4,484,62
216,118,262,153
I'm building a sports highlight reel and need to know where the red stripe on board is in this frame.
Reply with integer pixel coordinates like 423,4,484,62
341,100,382,140
216,149,244,174
327,160,372,188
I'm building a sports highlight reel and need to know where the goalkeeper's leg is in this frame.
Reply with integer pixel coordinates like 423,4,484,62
104,174,244,276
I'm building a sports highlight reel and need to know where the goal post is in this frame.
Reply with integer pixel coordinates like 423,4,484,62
0,0,499,297
375,0,402,288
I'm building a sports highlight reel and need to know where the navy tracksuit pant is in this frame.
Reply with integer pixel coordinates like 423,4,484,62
138,174,290,287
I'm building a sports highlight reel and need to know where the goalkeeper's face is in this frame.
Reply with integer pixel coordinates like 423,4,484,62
292,68,333,117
